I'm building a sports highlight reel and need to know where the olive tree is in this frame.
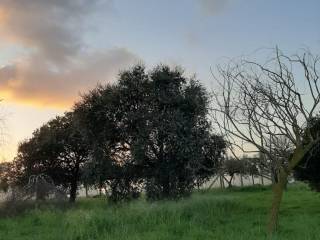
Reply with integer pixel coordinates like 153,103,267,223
13,112,90,202
75,64,226,201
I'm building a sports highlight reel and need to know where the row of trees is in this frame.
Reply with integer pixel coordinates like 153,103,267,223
0,48,319,234
3,65,226,203
219,156,262,188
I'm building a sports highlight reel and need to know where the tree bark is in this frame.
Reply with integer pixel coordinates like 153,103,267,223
162,174,170,198
85,184,88,197
267,168,288,233
260,174,264,185
69,161,80,203
219,175,225,189
226,175,234,188
251,175,255,185
69,180,77,203
268,144,312,234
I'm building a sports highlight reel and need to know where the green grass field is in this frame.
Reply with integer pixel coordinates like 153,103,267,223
0,184,319,240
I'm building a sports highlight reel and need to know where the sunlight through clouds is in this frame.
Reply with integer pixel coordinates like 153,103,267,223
0,0,139,108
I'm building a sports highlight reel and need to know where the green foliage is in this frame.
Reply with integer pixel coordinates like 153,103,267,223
295,156,320,192
9,64,225,203
12,112,90,202
0,184,319,239
294,116,320,191
74,64,226,201
0,162,12,192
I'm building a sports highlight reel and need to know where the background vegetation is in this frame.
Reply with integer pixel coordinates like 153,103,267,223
0,49,320,237
0,184,319,240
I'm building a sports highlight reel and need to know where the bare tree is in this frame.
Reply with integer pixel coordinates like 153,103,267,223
211,47,320,233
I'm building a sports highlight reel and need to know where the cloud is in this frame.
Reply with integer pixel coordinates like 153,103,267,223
0,0,139,108
197,0,230,16
0,0,99,63
0,48,139,108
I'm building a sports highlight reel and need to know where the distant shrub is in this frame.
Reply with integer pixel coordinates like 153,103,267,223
108,178,142,203
4,174,67,211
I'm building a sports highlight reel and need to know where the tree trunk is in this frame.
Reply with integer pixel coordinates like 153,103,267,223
98,177,103,196
69,161,80,203
219,175,224,189
207,175,219,190
197,181,201,190
267,145,311,234
271,167,276,184
162,174,170,198
268,168,288,233
240,174,244,187
85,184,88,197
260,174,264,185
69,180,77,203
251,175,255,185
226,175,234,188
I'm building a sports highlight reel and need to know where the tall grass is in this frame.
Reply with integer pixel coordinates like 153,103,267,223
0,183,319,240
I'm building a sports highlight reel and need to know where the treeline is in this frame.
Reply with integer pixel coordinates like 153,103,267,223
4,65,227,202
0,65,318,204
2,49,320,234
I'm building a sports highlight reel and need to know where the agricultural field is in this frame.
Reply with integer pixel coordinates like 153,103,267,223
0,183,319,240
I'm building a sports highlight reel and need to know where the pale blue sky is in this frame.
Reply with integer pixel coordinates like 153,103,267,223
0,0,319,161
86,0,320,78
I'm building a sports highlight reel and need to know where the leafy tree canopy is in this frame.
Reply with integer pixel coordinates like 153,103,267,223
13,112,90,202
75,64,226,200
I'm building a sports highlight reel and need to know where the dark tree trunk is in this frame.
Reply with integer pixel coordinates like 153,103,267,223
220,175,225,189
69,161,80,203
226,174,234,188
85,184,88,197
197,181,201,190
240,174,244,187
260,174,264,185
69,180,77,203
162,174,170,198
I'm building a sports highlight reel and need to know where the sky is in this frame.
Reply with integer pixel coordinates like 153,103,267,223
0,0,319,161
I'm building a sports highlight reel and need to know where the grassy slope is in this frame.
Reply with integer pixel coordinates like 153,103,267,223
0,184,319,240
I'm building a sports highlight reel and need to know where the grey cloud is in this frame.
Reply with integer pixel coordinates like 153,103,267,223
0,65,16,83
0,48,139,107
197,0,230,16
0,0,107,63
0,0,141,107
